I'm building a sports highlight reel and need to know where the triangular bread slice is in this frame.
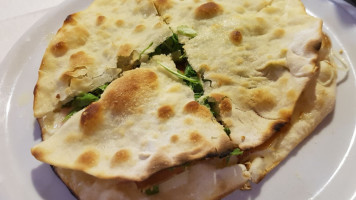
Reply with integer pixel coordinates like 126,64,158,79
34,0,172,118
244,59,337,183
155,0,323,149
32,55,233,181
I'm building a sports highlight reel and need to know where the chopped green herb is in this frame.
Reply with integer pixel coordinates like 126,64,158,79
158,62,200,84
145,185,159,195
139,42,153,61
226,148,244,165
153,34,204,99
224,127,231,136
71,93,99,109
177,25,197,38
63,83,110,120
149,34,184,59
158,62,204,99
200,96,217,117
230,148,244,156
183,65,204,99
63,109,77,121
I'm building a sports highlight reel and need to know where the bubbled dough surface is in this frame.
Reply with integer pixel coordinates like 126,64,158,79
34,0,172,118
32,55,233,181
155,0,323,149
245,60,337,183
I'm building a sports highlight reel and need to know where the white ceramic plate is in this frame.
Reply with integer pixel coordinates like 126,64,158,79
0,0,355,199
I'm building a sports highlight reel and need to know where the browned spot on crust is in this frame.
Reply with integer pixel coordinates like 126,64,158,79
31,147,45,160
154,22,163,29
115,19,124,27
76,150,99,169
200,64,211,71
170,135,179,143
230,29,243,45
219,97,232,114
134,24,146,32
60,26,89,49
183,101,211,118
250,88,276,110
210,93,225,102
184,101,200,113
287,89,297,100
184,117,193,125
158,105,175,120
117,44,133,57
278,108,293,120
111,149,131,167
103,69,158,115
51,41,68,57
64,14,76,25
273,28,285,38
55,94,60,99
96,15,106,26
209,73,235,86
272,121,286,133
321,33,331,51
195,2,222,19
65,133,82,143
189,131,202,143
69,51,94,68
80,102,103,134
154,0,173,12
210,93,232,114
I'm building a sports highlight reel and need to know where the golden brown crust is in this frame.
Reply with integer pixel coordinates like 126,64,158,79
75,149,100,169
157,105,175,120
80,102,103,134
111,149,132,167
183,101,211,118
229,29,243,45
195,2,222,20
103,68,158,114
50,41,68,57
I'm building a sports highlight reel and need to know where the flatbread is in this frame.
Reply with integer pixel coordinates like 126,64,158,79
33,0,172,118
245,58,337,183
155,0,323,149
32,55,233,181
43,40,336,200
31,0,337,199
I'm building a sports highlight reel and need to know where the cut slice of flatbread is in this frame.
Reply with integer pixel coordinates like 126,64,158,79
32,55,233,181
34,0,172,118
155,0,323,149
245,59,337,183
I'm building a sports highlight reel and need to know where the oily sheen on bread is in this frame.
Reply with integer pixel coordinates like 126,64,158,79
155,0,323,149
31,0,337,199
33,0,172,118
